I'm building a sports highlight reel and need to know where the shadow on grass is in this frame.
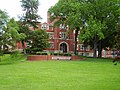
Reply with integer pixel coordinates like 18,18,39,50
0,54,26,65
0,61,16,65
81,56,113,62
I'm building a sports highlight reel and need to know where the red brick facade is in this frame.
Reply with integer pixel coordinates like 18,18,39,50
16,13,90,54
27,55,82,61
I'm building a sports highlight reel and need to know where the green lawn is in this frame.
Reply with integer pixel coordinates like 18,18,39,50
0,55,120,90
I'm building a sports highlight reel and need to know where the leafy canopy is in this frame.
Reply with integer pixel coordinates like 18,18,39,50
1,18,26,51
28,29,49,52
20,0,40,28
49,0,83,30
115,23,120,50
80,16,106,42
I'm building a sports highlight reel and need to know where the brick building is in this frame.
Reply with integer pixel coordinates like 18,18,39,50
16,13,90,55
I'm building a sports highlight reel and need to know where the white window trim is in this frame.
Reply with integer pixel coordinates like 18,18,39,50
48,32,54,39
49,42,54,49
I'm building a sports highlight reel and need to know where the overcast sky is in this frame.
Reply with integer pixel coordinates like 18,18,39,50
0,0,58,22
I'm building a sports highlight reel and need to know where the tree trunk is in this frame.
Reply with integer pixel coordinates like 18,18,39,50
74,28,79,55
93,41,97,58
0,46,1,51
98,41,102,58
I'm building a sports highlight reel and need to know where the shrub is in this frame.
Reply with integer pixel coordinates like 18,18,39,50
64,53,71,56
26,48,31,53
10,50,20,58
49,52,54,55
36,52,48,55
53,53,71,56
53,53,59,56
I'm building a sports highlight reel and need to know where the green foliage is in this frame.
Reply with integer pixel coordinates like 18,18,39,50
17,21,29,42
80,16,106,42
28,29,49,53
0,54,26,64
82,0,120,57
48,0,119,56
52,52,72,56
35,51,72,56
49,0,83,30
48,0,84,54
0,9,8,28
82,0,119,42
10,50,20,58
79,16,106,58
115,23,120,50
63,53,72,56
36,52,48,55
0,9,8,55
19,0,40,54
20,0,40,28
1,18,25,52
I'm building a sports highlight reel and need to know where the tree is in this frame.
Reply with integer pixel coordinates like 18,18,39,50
115,23,120,50
0,10,8,28
17,21,30,54
80,0,120,57
27,29,49,53
1,18,25,52
19,0,40,54
49,0,120,57
80,16,106,58
48,0,84,55
20,0,40,28
0,9,8,53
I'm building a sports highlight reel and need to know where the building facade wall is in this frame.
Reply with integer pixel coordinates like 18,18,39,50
16,13,90,54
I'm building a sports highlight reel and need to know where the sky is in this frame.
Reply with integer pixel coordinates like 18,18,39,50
0,0,58,22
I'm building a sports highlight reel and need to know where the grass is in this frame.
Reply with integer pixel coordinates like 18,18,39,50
0,54,26,65
0,55,120,90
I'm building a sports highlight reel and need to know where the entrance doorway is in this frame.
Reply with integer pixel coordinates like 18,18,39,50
60,43,67,53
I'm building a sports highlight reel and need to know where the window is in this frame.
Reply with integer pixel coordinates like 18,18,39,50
80,44,84,50
41,24,49,30
50,43,54,48
86,45,90,51
80,44,90,51
49,32,54,39
59,24,65,30
26,40,32,47
49,24,54,30
59,32,68,39
59,24,69,30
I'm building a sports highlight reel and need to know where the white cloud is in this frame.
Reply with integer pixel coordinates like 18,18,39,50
0,0,58,22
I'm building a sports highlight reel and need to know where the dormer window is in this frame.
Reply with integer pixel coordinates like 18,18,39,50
49,24,54,31
41,23,49,30
59,24,65,30
59,24,69,30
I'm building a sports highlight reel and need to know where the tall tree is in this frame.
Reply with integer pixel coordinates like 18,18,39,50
48,0,84,55
80,16,106,58
20,0,40,28
0,10,8,28
81,0,120,57
116,23,120,50
1,18,25,52
0,9,8,54
49,0,120,57
28,29,49,53
19,0,40,54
